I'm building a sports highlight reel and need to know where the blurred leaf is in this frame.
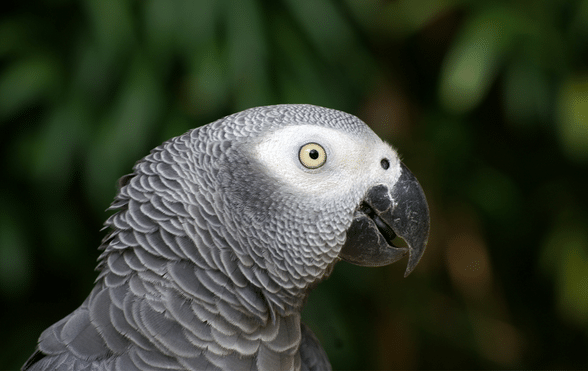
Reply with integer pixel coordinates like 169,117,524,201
282,0,375,92
283,0,356,62
42,207,87,266
503,58,551,128
144,0,222,60
0,57,60,119
0,208,31,298
340,0,381,31
467,166,522,226
184,43,229,116
469,310,523,366
558,241,588,326
226,0,271,109
143,0,178,57
570,0,588,40
540,217,588,326
73,41,116,100
175,0,223,54
0,17,33,57
379,0,457,37
556,74,588,162
444,206,493,302
425,112,473,170
439,6,523,113
85,55,164,211
31,98,91,191
273,13,334,105
83,0,134,58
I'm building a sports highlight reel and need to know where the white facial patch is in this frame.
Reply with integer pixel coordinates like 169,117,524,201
251,125,401,198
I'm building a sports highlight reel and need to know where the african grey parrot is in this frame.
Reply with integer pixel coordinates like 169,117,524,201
23,104,429,371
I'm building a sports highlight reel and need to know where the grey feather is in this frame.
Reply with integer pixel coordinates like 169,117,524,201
299,323,332,371
23,104,424,371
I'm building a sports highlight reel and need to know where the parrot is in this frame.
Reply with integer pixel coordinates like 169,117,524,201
22,104,429,371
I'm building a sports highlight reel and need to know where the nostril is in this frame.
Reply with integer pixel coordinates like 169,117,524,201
359,201,375,217
380,158,390,170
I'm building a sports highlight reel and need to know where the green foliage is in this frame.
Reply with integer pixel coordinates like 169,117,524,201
540,212,588,327
557,74,588,161
2,0,588,369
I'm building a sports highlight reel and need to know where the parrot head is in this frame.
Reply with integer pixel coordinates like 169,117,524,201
201,104,429,304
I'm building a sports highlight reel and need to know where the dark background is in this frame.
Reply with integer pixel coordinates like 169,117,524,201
2,0,588,369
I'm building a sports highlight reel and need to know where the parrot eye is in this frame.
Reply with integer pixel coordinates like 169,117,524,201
299,143,327,169
381,158,390,170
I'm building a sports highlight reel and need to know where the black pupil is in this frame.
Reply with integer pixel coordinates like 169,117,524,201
381,158,390,169
309,149,319,160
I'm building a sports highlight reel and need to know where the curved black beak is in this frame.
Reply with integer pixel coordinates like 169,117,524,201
339,162,430,277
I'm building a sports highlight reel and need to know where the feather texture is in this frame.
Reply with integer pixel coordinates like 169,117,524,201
22,104,390,371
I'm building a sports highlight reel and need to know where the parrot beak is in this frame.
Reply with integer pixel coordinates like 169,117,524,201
339,162,430,277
